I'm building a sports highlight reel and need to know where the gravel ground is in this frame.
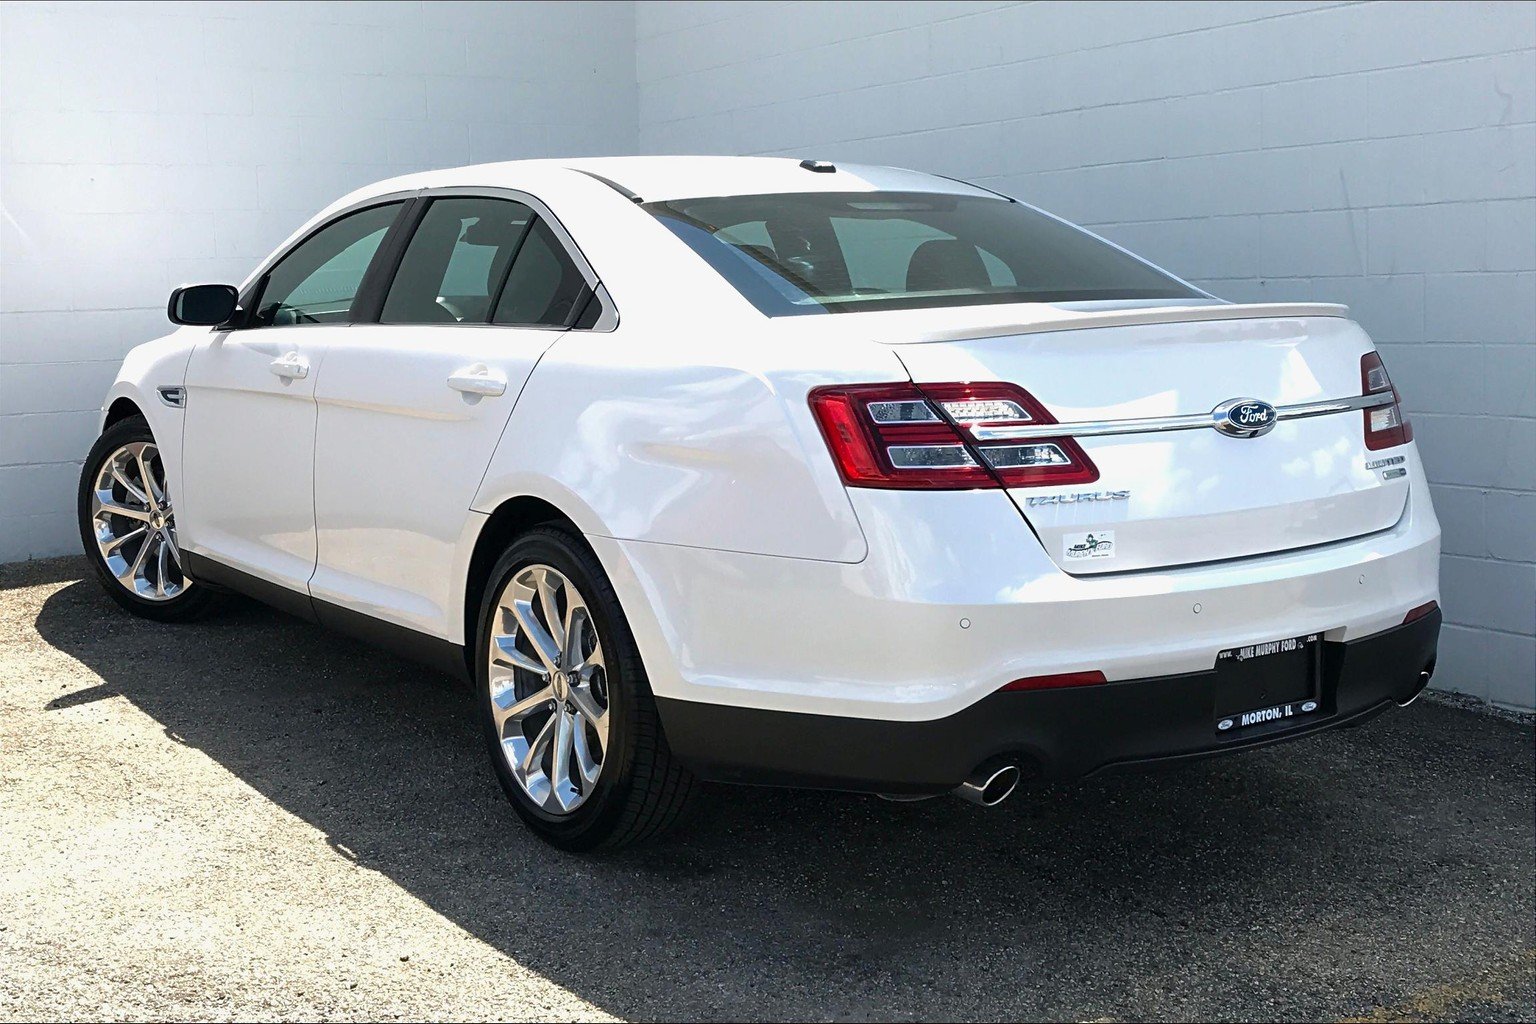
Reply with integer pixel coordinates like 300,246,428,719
2,556,1532,1023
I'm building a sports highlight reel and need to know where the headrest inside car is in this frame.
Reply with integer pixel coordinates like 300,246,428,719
462,214,531,247
906,238,990,293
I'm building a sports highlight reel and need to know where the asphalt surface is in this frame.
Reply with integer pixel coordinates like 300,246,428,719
1,556,1532,1023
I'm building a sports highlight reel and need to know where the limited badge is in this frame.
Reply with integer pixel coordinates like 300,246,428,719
1063,530,1115,560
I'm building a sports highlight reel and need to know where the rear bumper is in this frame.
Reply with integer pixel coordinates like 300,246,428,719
658,610,1440,794
596,447,1441,724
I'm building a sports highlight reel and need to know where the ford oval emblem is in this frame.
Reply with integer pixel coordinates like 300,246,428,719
1212,398,1278,438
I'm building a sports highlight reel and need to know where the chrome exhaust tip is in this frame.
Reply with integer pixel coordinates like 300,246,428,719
1397,665,1435,708
953,764,1021,807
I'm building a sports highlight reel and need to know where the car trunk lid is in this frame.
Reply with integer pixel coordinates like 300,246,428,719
884,305,1410,574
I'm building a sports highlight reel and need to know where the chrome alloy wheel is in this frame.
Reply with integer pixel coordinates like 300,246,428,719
487,565,610,815
89,441,189,600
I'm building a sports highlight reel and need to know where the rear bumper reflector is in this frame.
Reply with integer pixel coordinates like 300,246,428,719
999,670,1107,692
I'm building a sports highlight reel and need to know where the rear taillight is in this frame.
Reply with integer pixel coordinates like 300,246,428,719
1361,352,1413,451
808,382,1099,489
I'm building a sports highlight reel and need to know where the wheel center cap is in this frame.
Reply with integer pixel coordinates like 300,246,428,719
150,511,165,531
551,671,568,701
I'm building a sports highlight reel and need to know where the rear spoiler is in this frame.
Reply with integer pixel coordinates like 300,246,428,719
887,303,1350,345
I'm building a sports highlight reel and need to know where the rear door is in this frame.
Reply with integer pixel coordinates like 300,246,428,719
180,201,406,592
308,190,604,638
892,308,1411,574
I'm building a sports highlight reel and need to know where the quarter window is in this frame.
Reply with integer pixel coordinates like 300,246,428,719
253,202,402,326
492,218,590,328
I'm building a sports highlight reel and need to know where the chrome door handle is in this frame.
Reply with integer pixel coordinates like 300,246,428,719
269,353,309,380
447,367,507,397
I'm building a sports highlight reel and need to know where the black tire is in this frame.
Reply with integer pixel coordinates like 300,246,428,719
77,415,218,622
474,526,697,850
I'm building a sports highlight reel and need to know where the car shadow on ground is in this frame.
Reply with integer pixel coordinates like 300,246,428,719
30,574,1536,1021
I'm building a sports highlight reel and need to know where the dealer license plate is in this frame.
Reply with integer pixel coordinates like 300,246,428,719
1214,633,1321,733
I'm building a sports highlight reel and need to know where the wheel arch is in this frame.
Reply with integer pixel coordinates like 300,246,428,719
459,477,687,710
456,490,682,706
461,494,587,674
103,396,145,430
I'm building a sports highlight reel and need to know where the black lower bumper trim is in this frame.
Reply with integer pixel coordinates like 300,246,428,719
656,610,1440,794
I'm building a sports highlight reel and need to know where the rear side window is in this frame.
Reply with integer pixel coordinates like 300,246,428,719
645,191,1201,316
381,197,535,324
254,202,402,326
492,218,589,328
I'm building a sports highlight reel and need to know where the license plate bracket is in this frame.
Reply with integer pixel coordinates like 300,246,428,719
1214,633,1322,734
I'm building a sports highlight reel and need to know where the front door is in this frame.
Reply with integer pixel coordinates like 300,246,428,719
179,201,406,593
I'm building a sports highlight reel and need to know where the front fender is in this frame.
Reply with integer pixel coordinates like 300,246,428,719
97,330,200,493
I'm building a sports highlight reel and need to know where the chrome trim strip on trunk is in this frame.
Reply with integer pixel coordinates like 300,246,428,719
968,392,1396,442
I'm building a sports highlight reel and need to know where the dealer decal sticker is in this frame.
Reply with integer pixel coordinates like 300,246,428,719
1063,530,1115,561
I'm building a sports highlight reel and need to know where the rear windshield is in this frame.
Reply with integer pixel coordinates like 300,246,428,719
645,191,1202,316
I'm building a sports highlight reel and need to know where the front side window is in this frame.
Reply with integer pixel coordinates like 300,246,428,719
253,202,402,326
646,191,1201,316
382,197,535,324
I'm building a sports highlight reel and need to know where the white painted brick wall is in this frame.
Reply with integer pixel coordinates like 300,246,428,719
635,0,1536,710
0,0,635,560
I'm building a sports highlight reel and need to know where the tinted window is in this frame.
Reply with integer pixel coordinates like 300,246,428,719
254,203,401,326
381,197,534,324
492,218,589,328
646,192,1201,316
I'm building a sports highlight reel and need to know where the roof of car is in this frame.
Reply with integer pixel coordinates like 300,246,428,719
351,155,1005,206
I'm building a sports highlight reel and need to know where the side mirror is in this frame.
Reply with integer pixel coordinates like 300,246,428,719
168,283,239,326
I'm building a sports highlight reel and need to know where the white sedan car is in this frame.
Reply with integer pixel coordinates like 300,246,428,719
79,156,1441,849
